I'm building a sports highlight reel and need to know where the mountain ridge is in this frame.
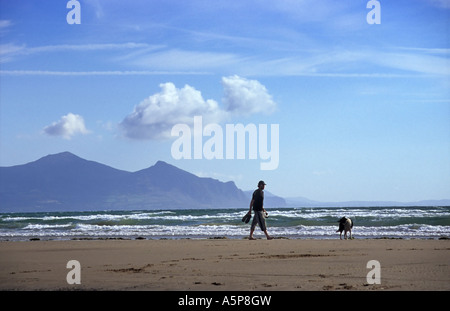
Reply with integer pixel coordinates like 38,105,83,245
0,152,252,212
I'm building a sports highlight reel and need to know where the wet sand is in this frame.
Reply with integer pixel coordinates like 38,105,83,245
0,239,449,291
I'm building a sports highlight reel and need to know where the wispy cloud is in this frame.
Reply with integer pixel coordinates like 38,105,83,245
0,70,209,76
25,42,154,53
251,48,450,77
84,0,105,19
115,44,450,78
2,46,447,78
0,19,13,32
1,18,448,77
426,0,450,9
0,43,24,63
125,48,244,71
0,42,159,63
373,51,450,76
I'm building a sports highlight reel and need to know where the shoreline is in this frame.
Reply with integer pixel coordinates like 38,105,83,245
1,235,449,242
0,236,450,243
2,237,450,242
1,238,449,291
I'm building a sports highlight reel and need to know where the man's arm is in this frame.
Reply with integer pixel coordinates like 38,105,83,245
248,199,254,214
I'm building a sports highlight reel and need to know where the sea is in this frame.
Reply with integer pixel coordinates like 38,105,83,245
0,206,449,241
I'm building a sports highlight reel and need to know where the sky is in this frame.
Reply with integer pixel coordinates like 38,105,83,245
0,0,449,202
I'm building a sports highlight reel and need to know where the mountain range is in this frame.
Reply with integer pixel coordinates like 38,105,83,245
0,152,448,212
0,152,256,212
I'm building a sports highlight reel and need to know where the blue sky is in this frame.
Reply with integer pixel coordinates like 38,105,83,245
1,0,449,202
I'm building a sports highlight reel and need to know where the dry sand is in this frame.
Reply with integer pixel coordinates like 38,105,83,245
0,238,449,291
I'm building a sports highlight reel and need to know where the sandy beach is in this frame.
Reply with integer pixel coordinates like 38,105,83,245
0,238,449,291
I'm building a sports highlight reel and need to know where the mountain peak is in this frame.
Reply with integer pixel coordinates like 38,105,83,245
55,151,76,156
37,151,82,163
154,160,172,167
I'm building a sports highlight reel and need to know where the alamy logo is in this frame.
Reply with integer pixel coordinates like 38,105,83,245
66,260,81,284
366,260,381,284
367,0,381,24
171,116,279,170
66,0,81,25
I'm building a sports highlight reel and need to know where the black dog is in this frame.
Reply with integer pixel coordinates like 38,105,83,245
337,217,353,240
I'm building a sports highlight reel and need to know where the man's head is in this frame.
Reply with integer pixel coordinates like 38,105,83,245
258,180,266,189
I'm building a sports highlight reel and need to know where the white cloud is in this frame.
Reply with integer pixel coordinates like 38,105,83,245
43,113,90,140
120,82,225,140
120,75,277,140
222,75,277,116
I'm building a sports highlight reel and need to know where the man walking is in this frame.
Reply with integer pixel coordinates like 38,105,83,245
247,180,273,240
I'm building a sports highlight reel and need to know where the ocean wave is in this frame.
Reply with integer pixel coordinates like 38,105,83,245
1,223,449,240
269,207,450,219
23,223,74,230
1,207,449,240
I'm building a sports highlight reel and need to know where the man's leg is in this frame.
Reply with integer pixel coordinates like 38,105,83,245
264,230,273,240
249,228,256,240
249,216,257,240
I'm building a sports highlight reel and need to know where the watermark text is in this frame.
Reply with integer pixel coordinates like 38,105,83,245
66,0,81,25
366,259,381,284
171,116,279,170
367,0,381,24
66,259,81,284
